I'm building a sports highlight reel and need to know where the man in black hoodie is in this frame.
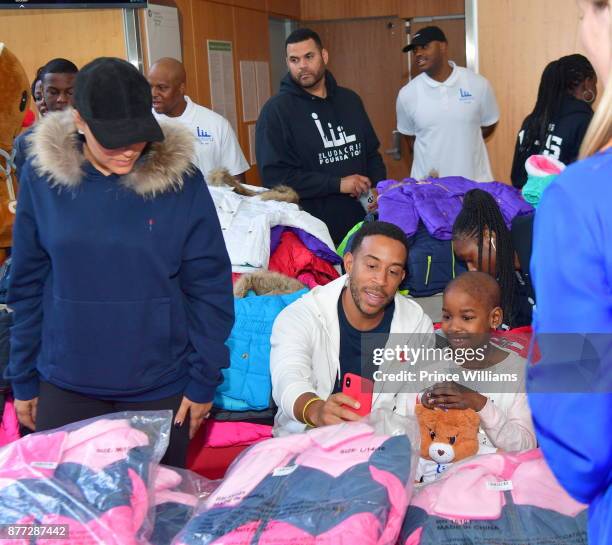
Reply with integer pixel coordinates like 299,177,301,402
256,28,386,245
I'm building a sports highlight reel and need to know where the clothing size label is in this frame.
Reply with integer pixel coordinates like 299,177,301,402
273,465,298,477
30,461,58,469
486,480,514,491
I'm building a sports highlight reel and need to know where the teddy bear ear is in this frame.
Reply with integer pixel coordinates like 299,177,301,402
463,408,481,430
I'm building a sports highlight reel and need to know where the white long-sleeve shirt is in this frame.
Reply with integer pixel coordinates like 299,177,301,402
475,348,536,451
421,346,536,452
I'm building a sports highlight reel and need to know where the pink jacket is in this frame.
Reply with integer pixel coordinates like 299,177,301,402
150,466,203,545
0,418,154,545
0,398,20,448
400,449,588,545
202,421,272,448
176,422,413,545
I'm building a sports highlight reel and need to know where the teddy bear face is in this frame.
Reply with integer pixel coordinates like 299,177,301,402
428,439,456,464
415,405,480,464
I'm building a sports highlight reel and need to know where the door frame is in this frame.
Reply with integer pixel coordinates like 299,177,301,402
465,0,479,73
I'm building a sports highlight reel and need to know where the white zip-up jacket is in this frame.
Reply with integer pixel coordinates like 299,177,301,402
270,275,434,435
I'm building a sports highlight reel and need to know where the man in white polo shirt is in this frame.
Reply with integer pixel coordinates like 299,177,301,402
396,26,499,182
147,57,249,182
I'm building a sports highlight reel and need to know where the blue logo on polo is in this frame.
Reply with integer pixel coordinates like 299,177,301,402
459,88,474,102
196,127,214,143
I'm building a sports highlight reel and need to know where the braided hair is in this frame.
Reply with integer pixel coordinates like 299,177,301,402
452,189,516,322
31,66,45,97
519,54,596,156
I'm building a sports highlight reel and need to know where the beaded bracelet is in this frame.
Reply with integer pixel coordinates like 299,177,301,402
302,396,322,427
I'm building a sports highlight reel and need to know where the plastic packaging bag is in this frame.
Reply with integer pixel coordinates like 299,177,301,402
173,410,419,545
399,449,588,545
0,410,171,544
150,465,218,545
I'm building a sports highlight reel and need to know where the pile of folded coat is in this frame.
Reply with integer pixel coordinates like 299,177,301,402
188,271,308,479
377,176,533,240
0,411,207,545
210,186,340,287
177,421,415,545
399,449,588,545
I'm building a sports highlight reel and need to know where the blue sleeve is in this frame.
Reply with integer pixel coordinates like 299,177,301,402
13,132,28,182
255,104,341,198
528,179,612,505
5,170,50,400
531,181,612,330
179,176,234,403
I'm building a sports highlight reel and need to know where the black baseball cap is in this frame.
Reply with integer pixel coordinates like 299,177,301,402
402,26,447,52
74,57,164,149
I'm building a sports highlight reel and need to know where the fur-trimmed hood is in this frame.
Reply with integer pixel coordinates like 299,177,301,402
208,167,300,204
28,109,196,197
233,271,306,298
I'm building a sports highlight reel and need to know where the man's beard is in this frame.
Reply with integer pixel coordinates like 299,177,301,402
349,278,389,317
292,68,325,89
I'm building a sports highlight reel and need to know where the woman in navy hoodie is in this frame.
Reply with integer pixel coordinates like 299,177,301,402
6,58,234,467
527,1,612,543
510,54,597,188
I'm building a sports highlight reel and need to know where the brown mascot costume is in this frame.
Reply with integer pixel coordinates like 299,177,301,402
0,43,30,254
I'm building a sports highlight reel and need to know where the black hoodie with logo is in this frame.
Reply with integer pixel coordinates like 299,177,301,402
255,71,386,244
510,95,593,188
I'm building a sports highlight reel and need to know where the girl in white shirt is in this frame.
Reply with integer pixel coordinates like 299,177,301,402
421,271,536,452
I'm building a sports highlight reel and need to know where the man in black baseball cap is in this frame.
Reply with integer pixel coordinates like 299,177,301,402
396,25,499,182
402,26,447,53
402,26,450,81
74,57,164,150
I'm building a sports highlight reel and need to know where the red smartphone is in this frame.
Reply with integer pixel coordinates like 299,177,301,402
342,373,374,417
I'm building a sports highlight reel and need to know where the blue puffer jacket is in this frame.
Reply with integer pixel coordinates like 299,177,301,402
214,289,308,411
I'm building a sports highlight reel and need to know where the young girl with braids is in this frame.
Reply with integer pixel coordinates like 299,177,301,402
511,54,597,188
452,189,534,329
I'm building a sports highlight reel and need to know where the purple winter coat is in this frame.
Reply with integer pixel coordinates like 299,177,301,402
377,177,533,240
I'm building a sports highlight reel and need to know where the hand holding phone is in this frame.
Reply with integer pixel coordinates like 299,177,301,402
342,373,374,417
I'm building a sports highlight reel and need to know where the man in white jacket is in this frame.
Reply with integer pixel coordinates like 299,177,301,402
271,221,434,435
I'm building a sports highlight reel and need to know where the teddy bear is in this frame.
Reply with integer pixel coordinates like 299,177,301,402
0,43,30,251
415,404,480,483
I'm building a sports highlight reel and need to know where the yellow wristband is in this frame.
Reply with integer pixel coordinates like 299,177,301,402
302,396,322,428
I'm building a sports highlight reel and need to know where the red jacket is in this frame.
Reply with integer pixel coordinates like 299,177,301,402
269,231,339,288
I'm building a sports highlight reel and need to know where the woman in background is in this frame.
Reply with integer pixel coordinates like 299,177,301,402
511,54,597,188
